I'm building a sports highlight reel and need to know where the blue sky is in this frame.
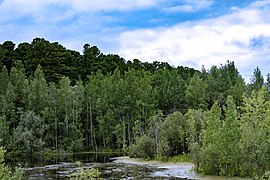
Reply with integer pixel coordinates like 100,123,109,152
0,0,270,81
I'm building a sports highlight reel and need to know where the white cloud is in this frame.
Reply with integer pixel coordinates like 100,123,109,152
0,0,164,25
0,0,160,15
165,0,213,12
166,5,194,12
68,0,160,11
118,0,270,79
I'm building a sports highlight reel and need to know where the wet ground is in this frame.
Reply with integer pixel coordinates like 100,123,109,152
25,156,251,180
113,156,196,179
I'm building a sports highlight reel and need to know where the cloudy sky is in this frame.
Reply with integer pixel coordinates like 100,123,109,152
0,0,270,81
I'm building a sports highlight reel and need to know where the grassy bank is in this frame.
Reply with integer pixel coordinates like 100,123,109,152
154,154,192,163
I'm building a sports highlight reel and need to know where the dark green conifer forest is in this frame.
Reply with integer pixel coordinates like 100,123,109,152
1,38,270,178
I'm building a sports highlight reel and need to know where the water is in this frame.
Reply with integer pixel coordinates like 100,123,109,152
18,154,250,179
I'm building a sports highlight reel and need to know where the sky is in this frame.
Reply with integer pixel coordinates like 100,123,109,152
0,0,270,81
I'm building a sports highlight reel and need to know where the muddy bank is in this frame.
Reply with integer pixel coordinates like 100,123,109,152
112,156,251,180
112,156,197,179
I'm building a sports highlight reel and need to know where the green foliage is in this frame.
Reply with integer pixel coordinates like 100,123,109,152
0,41,15,74
197,102,222,175
130,135,155,159
145,110,164,146
202,102,221,147
0,116,7,145
3,39,270,179
205,61,245,107
10,166,25,180
219,96,241,176
189,142,201,171
195,100,241,175
133,110,191,161
0,67,8,95
194,98,241,176
167,154,192,163
70,168,102,180
12,111,48,156
0,146,6,178
28,65,48,114
153,69,187,114
156,137,170,161
75,161,83,167
0,146,24,180
161,111,188,155
185,109,204,146
57,77,84,151
186,73,207,110
255,171,270,180
250,67,264,92
239,87,270,177
192,90,270,178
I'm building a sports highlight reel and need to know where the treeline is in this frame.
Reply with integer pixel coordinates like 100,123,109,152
0,38,192,84
0,38,270,178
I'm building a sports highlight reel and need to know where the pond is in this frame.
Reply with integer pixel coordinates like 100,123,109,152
18,153,250,180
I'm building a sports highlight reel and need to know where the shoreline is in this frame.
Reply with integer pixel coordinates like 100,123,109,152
112,156,198,179
112,156,194,165
111,156,252,180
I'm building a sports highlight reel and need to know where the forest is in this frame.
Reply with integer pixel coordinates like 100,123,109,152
0,38,270,178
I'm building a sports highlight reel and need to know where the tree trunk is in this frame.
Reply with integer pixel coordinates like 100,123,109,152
128,116,131,147
55,107,58,149
86,99,89,147
89,97,98,151
122,117,126,150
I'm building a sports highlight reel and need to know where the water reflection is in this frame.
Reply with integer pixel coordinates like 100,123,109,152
17,154,251,180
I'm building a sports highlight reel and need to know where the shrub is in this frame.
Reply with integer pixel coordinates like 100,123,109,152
0,146,24,180
130,135,155,159
157,137,170,161
70,168,102,180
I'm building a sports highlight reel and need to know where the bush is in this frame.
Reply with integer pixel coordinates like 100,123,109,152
11,166,25,180
130,135,155,159
0,146,24,180
254,171,270,180
189,142,202,172
157,137,170,161
0,146,7,179
70,168,102,180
